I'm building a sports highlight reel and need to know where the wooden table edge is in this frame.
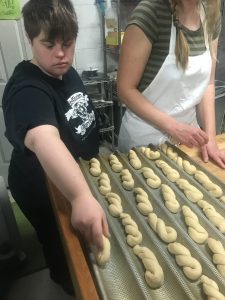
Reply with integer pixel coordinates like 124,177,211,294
47,179,100,300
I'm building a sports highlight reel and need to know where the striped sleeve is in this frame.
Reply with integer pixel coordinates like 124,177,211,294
127,0,159,44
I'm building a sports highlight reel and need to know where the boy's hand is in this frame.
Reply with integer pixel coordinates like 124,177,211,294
70,194,109,251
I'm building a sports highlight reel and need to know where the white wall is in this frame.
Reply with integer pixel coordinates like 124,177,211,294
74,0,104,74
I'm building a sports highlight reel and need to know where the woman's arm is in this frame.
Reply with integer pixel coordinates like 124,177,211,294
24,124,109,250
197,38,225,168
117,25,208,147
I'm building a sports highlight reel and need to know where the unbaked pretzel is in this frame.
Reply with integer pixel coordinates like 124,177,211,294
120,213,142,247
167,242,202,280
134,187,153,216
133,244,164,288
207,237,225,278
181,205,208,244
161,184,180,213
89,157,101,176
105,192,123,217
201,275,225,300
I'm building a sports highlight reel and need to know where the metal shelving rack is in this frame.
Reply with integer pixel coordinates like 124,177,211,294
103,0,140,145
83,74,115,150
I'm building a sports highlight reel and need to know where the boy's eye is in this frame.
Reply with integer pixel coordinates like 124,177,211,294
63,41,73,47
45,43,54,48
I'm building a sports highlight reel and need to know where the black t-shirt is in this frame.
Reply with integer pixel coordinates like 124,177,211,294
2,61,99,199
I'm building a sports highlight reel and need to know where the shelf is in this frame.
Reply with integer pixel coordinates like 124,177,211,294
93,100,113,108
99,125,115,133
82,73,110,85
105,46,120,54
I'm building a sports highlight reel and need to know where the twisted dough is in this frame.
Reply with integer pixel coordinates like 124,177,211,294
96,235,111,266
120,169,134,190
155,159,180,182
134,187,153,216
139,146,160,160
128,149,142,169
98,172,111,195
133,245,164,288
120,213,143,247
194,170,223,198
161,184,180,213
181,205,208,244
201,275,225,300
160,144,196,175
148,212,177,243
197,200,225,234
207,237,225,278
167,242,202,280
105,192,123,217
108,154,123,173
141,167,161,188
89,158,101,176
176,178,203,203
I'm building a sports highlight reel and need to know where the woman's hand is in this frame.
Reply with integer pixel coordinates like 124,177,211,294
200,139,225,169
70,194,109,251
168,121,209,147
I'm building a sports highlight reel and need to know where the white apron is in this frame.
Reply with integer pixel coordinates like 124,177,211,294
118,9,212,152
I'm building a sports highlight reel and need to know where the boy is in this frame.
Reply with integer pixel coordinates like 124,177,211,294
2,0,109,294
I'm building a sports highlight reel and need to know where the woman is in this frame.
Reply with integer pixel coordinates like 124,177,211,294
118,0,225,168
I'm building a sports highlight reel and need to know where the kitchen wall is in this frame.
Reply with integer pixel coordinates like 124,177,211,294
73,0,104,75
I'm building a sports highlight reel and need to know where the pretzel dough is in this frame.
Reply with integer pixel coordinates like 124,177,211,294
207,237,225,278
194,170,223,198
133,245,164,288
139,146,160,160
120,169,134,190
128,149,142,169
181,205,208,244
105,192,123,217
89,158,101,176
160,144,196,175
98,172,111,195
120,213,142,247
96,235,111,266
176,178,203,202
134,187,153,216
161,184,180,213
201,275,225,300
155,160,180,182
167,242,202,280
108,154,123,173
197,200,225,234
141,167,161,188
148,212,177,243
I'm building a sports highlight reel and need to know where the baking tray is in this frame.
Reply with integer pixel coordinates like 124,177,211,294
157,142,225,200
79,151,225,300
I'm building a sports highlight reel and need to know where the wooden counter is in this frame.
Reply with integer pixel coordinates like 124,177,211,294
47,134,225,299
179,133,225,182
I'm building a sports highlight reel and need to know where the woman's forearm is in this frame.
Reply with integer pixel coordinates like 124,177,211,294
197,83,216,138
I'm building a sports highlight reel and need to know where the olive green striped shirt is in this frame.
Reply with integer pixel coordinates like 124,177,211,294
127,0,221,92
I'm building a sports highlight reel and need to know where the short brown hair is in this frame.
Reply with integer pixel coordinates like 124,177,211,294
22,0,78,42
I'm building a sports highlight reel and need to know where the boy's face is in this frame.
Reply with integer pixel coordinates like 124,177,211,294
30,30,75,79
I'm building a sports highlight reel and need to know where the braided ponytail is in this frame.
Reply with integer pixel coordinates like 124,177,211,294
170,0,189,70
170,0,221,70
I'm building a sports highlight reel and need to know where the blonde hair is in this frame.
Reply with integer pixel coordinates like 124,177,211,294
170,0,221,70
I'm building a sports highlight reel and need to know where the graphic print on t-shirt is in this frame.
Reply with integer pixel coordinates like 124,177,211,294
65,92,95,136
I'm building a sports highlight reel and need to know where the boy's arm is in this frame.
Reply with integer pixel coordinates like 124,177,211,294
24,124,109,250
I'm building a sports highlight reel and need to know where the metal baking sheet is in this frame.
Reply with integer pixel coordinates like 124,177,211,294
79,150,225,300
157,142,225,199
